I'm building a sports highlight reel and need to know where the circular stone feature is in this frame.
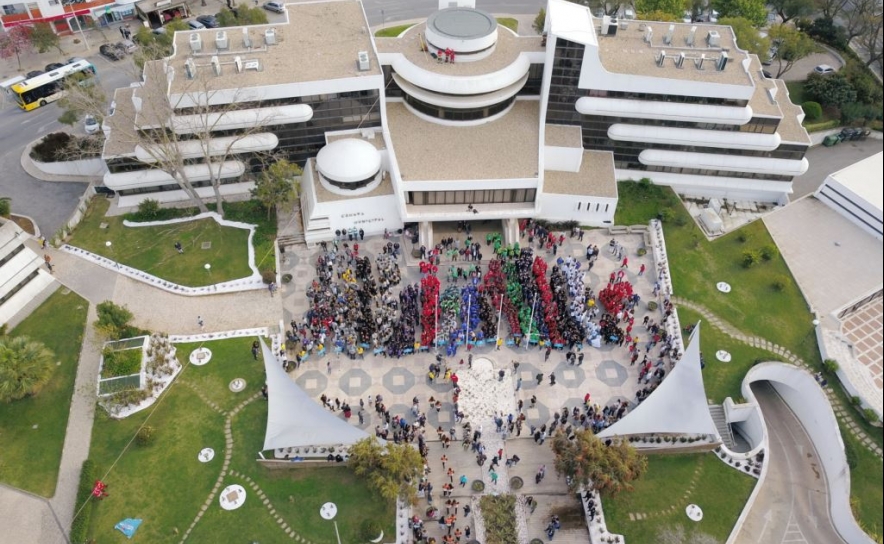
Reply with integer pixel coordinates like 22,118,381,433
685,504,703,522
428,8,496,40
198,448,215,462
716,281,732,293
316,139,381,184
219,484,246,510
190,347,212,366
320,502,338,520
229,378,247,392
715,350,732,363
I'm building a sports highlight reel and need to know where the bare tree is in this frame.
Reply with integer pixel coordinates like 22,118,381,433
843,0,882,43
815,0,851,20
857,6,883,70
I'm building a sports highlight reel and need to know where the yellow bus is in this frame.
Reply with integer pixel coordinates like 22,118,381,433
10,58,96,111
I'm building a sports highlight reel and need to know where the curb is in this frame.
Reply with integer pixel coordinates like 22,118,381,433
21,136,104,184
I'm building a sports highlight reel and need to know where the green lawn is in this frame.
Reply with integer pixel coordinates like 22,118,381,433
843,428,884,540
605,453,756,543
374,23,415,37
496,17,519,32
67,198,254,287
84,337,394,543
0,289,88,497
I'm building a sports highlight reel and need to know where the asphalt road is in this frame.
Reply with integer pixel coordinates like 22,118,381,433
733,382,845,544
792,138,884,200
0,53,135,238
362,0,545,25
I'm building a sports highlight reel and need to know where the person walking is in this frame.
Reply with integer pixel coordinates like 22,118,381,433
43,254,53,273
490,470,498,485
459,474,467,487
535,372,543,385
197,316,205,330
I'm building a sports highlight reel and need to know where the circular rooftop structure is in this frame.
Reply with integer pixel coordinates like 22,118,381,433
317,138,381,184
425,7,498,58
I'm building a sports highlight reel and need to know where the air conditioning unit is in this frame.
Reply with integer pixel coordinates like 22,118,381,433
189,33,202,53
211,55,221,76
242,28,252,48
215,31,228,50
184,59,196,79
357,51,370,71
707,30,721,47
686,25,697,46
244,60,262,71
264,28,277,46
656,50,666,67
663,24,674,45
716,52,729,71
234,55,243,73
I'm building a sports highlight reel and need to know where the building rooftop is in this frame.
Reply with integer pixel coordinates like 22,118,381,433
386,100,540,181
772,79,811,145
165,0,379,95
544,150,617,198
596,19,752,86
829,152,884,212
746,55,781,117
375,23,544,77
104,87,140,158
545,124,582,148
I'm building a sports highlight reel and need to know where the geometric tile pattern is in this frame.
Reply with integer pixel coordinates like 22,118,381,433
595,359,628,387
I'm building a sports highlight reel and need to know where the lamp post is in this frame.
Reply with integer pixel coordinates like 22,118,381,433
205,263,212,283
106,241,118,268
320,502,342,544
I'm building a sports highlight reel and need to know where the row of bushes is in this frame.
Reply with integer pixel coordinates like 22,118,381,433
69,459,97,543
30,132,102,163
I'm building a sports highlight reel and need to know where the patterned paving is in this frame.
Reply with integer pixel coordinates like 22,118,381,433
840,296,883,392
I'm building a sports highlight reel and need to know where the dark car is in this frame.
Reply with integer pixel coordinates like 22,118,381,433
761,70,772,79
99,44,123,61
93,185,116,197
196,14,220,28
44,62,64,72
26,70,44,79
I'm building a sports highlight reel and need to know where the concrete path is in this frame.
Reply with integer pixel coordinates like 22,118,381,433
733,382,844,544
0,484,67,544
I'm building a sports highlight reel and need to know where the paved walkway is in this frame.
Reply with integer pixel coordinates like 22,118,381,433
673,296,884,459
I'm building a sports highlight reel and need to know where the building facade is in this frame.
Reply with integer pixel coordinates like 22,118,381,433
100,0,810,244
1,0,137,34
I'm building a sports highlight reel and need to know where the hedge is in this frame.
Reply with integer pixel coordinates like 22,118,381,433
804,119,840,132
69,459,97,543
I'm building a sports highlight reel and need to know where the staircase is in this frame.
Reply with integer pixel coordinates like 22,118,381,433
708,404,735,449
277,233,305,248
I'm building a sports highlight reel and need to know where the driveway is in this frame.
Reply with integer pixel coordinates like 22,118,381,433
777,50,844,81
793,139,883,200
733,382,845,544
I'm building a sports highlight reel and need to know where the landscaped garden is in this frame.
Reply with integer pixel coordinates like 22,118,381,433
80,337,394,542
0,289,88,497
66,198,277,287
604,453,756,543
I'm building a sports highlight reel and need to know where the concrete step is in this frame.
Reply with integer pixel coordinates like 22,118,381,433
708,404,735,449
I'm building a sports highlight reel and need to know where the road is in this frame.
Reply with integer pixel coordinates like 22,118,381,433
362,0,545,25
733,382,845,544
0,54,135,237
792,139,883,200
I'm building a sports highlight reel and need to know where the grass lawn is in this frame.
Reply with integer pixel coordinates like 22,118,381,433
843,429,884,540
67,198,254,287
605,453,756,543
785,80,807,104
374,23,415,37
85,337,394,543
0,289,88,497
496,17,519,32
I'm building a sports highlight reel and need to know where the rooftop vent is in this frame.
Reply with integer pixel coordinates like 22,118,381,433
695,53,706,70
184,58,196,79
234,55,243,73
675,51,685,68
211,55,221,76
716,52,728,71
244,60,262,71
686,25,697,46
601,15,618,36
357,50,370,71
264,28,277,46
643,26,653,43
215,30,228,50
242,28,251,48
707,30,721,47
189,33,202,53
663,24,674,45
656,50,666,67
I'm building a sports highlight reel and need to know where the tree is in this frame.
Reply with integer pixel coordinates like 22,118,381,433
132,19,189,66
58,71,108,127
801,17,849,49
768,24,821,78
815,0,850,20
721,16,770,58
804,72,857,106
842,0,881,43
348,437,423,503
251,159,302,218
0,336,56,402
635,0,688,19
0,26,34,71
95,301,135,340
637,9,682,21
768,0,814,23
29,22,64,55
856,9,883,70
569,0,622,16
533,8,546,35
217,6,269,27
550,430,648,496
711,0,768,27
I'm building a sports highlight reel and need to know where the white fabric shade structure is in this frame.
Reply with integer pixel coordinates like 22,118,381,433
261,339,369,451
598,324,720,439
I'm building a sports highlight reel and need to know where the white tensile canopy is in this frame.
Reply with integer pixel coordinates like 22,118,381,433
598,324,719,439
261,338,369,451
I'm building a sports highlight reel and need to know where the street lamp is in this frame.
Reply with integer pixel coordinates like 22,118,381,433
320,502,342,544
205,263,212,282
106,241,118,268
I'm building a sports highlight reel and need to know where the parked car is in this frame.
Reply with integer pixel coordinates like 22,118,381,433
814,64,835,75
93,185,116,197
263,1,285,13
118,39,137,54
44,62,64,72
26,70,44,79
761,70,772,79
99,44,123,61
196,14,220,28
84,114,100,135
187,19,206,30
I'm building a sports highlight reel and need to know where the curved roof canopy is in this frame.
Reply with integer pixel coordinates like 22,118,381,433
316,138,382,183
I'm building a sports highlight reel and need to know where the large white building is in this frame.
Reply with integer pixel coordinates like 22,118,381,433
100,0,810,245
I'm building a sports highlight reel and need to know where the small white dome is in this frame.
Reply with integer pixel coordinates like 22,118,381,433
316,139,381,183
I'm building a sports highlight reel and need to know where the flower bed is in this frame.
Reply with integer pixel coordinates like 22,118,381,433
479,494,518,544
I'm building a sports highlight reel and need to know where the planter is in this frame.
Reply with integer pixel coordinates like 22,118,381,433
636,247,647,256
368,531,384,543
509,476,523,490
647,301,658,311
471,480,485,492
531,540,545,544
282,273,293,284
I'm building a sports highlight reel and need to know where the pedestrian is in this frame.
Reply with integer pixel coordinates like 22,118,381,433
490,470,498,485
197,315,204,330
43,254,53,273
251,341,259,360
549,373,556,386
459,474,467,487
359,228,365,240
516,376,522,391
441,454,448,469
268,281,277,297
326,361,331,374
621,257,628,268
39,236,47,249
498,369,505,382
577,353,584,366
358,410,364,424
544,346,551,362
535,372,543,385
174,241,184,253
638,263,646,276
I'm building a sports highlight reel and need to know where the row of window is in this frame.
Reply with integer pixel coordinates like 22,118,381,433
407,189,536,205
403,93,516,122
0,244,25,268
637,164,792,182
0,270,39,307
116,177,242,196
576,202,611,213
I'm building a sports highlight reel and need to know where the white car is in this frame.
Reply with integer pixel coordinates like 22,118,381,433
84,114,100,135
814,64,835,75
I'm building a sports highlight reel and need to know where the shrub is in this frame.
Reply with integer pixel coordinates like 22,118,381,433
360,519,383,540
69,459,97,542
801,101,822,121
736,231,752,243
805,73,857,108
95,300,135,340
741,249,760,268
479,494,518,544
30,132,73,162
863,408,880,424
771,276,789,291
759,244,779,261
261,269,276,284
841,102,880,125
801,17,848,49
850,395,862,406
136,425,156,447
823,359,840,374
636,247,647,256
0,197,9,218
658,208,675,222
843,436,858,469
134,199,161,221
101,346,143,377
647,301,658,311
